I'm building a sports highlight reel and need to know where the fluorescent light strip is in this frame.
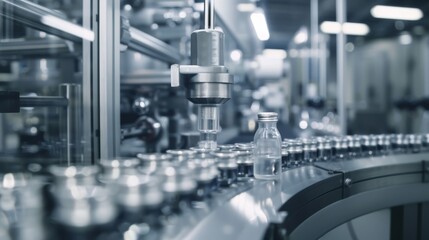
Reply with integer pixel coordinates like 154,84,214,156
251,10,270,41
371,5,423,21
320,21,370,36
41,15,95,41
237,3,256,12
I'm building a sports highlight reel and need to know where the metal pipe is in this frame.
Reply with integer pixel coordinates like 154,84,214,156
0,39,72,59
423,37,429,133
20,96,68,107
0,0,93,42
336,0,347,135
59,84,83,165
310,0,319,86
204,0,214,29
319,34,327,99
127,26,182,64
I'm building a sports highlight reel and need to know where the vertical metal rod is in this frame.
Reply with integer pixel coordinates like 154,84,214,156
310,0,319,87
423,37,429,133
59,84,82,165
99,0,121,160
82,0,93,162
319,34,327,99
336,0,346,135
204,0,214,29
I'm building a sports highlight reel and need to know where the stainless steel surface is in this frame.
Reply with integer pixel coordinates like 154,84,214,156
82,0,94,162
121,70,172,85
121,18,182,64
0,0,93,42
257,112,278,121
191,30,224,66
310,0,319,87
132,97,151,115
315,152,428,175
59,84,83,165
52,185,117,227
292,183,429,240
204,0,214,30
182,166,332,240
98,0,121,160
336,0,346,135
170,11,233,150
20,96,68,107
319,34,328,99
98,158,140,183
0,38,72,59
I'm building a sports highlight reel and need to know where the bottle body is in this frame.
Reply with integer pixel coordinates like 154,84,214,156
253,113,282,180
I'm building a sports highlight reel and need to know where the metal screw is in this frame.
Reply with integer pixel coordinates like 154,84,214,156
344,178,352,187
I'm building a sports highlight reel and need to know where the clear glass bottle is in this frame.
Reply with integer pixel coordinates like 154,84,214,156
253,112,282,180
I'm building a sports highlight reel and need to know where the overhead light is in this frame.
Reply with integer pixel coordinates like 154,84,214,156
294,27,308,44
237,3,256,12
251,9,270,41
371,5,423,21
41,15,94,41
263,49,287,59
320,21,370,36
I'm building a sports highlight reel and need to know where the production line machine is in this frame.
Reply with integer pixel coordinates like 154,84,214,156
1,0,429,240
0,133,429,240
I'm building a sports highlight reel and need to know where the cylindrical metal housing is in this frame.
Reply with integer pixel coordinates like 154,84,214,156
186,73,232,104
191,30,224,66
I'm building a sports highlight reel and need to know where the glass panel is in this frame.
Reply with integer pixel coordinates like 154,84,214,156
0,0,94,165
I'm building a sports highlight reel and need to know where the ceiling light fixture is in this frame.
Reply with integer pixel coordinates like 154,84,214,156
371,5,423,21
237,3,256,12
320,21,370,36
251,9,270,41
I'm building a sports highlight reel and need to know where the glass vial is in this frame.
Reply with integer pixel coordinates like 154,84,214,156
253,112,282,180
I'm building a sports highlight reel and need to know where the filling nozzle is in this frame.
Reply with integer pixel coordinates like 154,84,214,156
170,0,233,150
198,104,220,150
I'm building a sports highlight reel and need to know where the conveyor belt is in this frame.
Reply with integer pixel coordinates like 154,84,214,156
177,153,429,240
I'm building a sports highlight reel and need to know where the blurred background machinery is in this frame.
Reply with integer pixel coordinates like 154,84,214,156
1,0,429,239
0,0,428,159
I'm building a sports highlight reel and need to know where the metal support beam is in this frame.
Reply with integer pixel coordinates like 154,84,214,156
20,96,68,107
83,0,95,162
310,0,319,87
336,0,346,135
98,0,121,160
0,0,94,42
119,16,182,64
0,39,72,59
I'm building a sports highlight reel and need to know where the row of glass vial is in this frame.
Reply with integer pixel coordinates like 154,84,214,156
281,133,429,169
49,147,256,239
249,111,428,179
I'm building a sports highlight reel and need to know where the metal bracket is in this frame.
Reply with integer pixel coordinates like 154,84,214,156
170,64,230,87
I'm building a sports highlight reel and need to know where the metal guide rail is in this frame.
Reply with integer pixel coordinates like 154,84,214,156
0,134,428,240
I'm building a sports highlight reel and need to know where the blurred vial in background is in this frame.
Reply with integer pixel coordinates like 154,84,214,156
253,112,282,180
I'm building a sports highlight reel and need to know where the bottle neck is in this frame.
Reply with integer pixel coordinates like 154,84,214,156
258,120,277,128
